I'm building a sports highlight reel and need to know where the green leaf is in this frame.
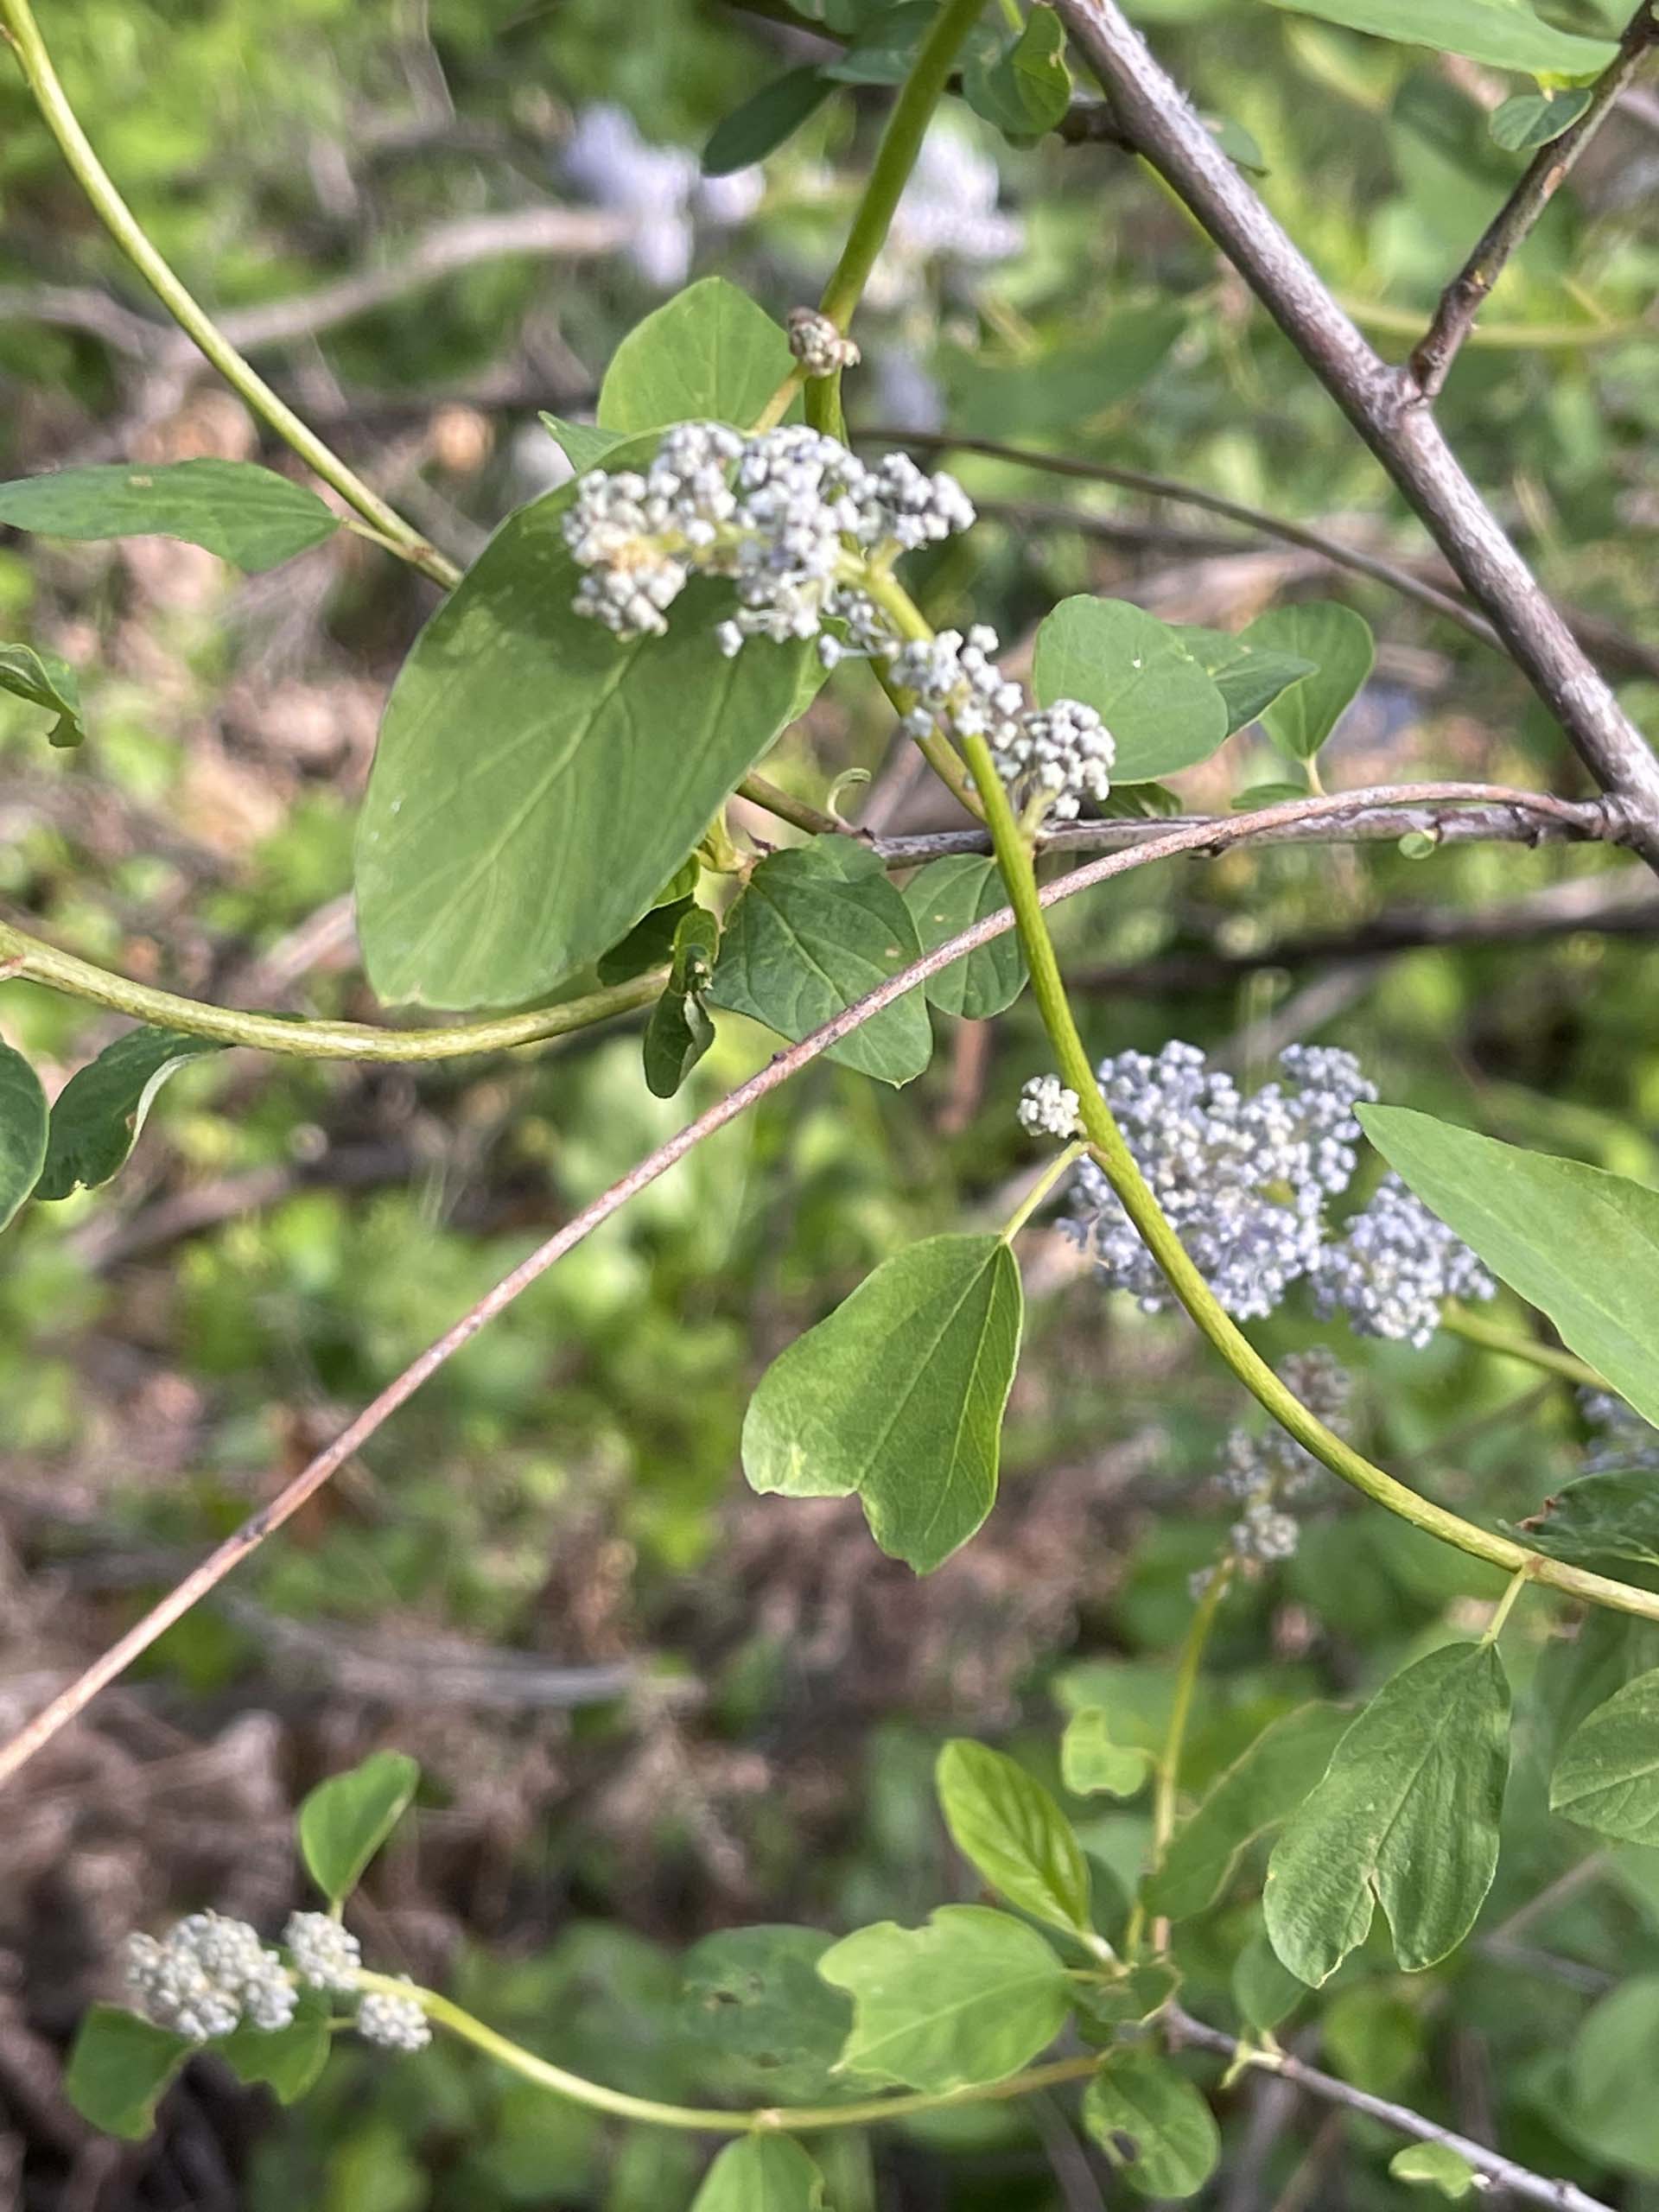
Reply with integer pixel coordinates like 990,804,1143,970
1177,626,1317,735
297,1750,420,1905
597,279,793,433
947,309,1186,442
643,976,717,1098
963,10,1073,137
703,66,835,175
678,1927,864,2105
1242,601,1374,760
1360,1106,1659,1432
1231,1928,1305,2031
0,1041,48,1230
1323,1981,1422,2095
65,2006,192,2139
355,455,811,1009
1142,1702,1351,1921
1032,598,1230,782
1233,780,1313,807
1060,1707,1154,1800
1551,1668,1659,1844
1504,1468,1659,1575
1264,1643,1510,1985
937,1740,1093,1939
1489,86,1592,149
742,1232,1023,1572
0,641,85,747
817,1906,1071,2092
35,1027,222,1201
1074,1963,1180,2037
1389,2144,1479,2198
218,1990,332,2104
709,838,932,1085
900,855,1024,1020
821,3,934,81
691,2135,825,2212
0,460,340,569
537,412,630,474
1567,1975,1659,2175
1082,2046,1221,2199
1262,0,1614,74
596,899,692,986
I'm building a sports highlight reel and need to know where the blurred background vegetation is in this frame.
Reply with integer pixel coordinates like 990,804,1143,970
4,0,1659,2201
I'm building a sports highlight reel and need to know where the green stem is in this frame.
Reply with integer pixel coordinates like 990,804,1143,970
0,0,461,589
806,0,985,434
1152,1562,1230,1870
1482,1567,1529,1647
1001,1141,1086,1243
0,918,663,1061
1442,1302,1605,1392
354,1972,1098,2132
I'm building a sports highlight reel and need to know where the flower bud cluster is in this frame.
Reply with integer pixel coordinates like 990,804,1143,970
787,307,861,378
1312,1172,1495,1348
1220,1348,1351,1565
1018,1074,1082,1140
990,698,1115,823
124,1913,296,2042
886,626,1116,822
284,1910,363,1991
357,1980,432,2051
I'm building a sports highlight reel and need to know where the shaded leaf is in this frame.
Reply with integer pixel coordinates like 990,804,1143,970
0,460,340,569
355,448,811,1009
946,309,1186,442
937,1739,1093,1938
709,838,931,1086
597,279,793,433
691,2134,825,2211
1033,597,1230,782
1142,1702,1350,1921
1360,1106,1659,1433
742,1232,1022,1572
0,1041,48,1230
65,2007,192,2140
1074,1962,1179,2038
818,1906,1071,2091
537,413,629,473
678,1927,863,2105
1178,626,1316,734
1082,2046,1220,2199
1232,1928,1305,2032
0,641,85,747
1567,1975,1659,2176
1264,1644,1510,1985
298,1750,420,1906
1060,1707,1154,1801
900,855,1024,1020
1262,0,1613,74
1504,1468,1659,1576
963,10,1072,137
1243,601,1375,760
1489,86,1592,149
218,1991,331,2105
596,899,692,986
35,1027,222,1201
821,3,934,81
1552,1668,1659,1844
703,67,835,175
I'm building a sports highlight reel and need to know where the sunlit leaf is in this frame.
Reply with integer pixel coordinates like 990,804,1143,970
0,460,340,569
297,1750,420,1906
937,1739,1094,1938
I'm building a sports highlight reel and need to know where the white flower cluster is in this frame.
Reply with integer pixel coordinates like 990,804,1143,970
1064,1041,1375,1321
358,1979,432,2052
124,1913,296,2042
787,307,861,378
284,1910,362,1992
1312,1172,1496,1349
1018,1074,1081,1140
563,428,1115,823
563,105,761,291
868,121,1025,307
1220,1348,1351,1565
1580,1388,1659,1474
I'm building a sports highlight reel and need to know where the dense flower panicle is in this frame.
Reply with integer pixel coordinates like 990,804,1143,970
1312,1172,1495,1347
1018,1074,1081,1140
563,105,761,290
1221,1348,1352,1565
1580,1389,1659,1472
1064,1041,1376,1321
991,698,1115,823
886,627,1116,822
284,1911,362,1992
124,1913,296,2041
358,1980,432,2051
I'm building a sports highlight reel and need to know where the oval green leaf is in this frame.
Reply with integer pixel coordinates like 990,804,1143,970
1360,1104,1659,1433
65,2006,193,2139
709,838,932,1086
1505,1468,1659,1575
1390,2143,1479,2198
1264,1643,1510,1985
297,1749,420,1906
702,66,835,176
1490,87,1592,150
741,1232,1023,1572
1032,597,1230,782
817,1905,1071,2092
900,854,1024,1020
678,1927,863,2105
597,278,794,433
937,1739,1093,1938
218,1989,332,2104
1082,2046,1220,2199
691,2133,825,2211
1243,601,1375,760
0,1040,48,1230
0,641,85,747
0,460,340,570
1551,1668,1659,1845
1176,625,1317,735
1262,0,1614,76
1567,1975,1659,2175
355,460,812,1009
35,1027,223,1201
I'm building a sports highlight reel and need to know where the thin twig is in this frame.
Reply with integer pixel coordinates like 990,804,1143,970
1168,2007,1614,2212
1051,0,1659,868
2,779,1656,1787
1411,3,1659,401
